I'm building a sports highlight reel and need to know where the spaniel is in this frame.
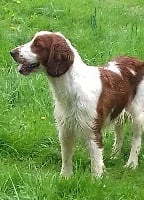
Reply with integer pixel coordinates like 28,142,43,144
10,31,144,177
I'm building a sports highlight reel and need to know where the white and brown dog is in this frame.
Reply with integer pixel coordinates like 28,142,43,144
10,31,144,177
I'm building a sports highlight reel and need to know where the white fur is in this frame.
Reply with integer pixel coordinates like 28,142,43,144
127,67,137,75
19,42,37,64
105,61,122,76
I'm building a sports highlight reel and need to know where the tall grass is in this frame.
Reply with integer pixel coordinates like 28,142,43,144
1,0,144,199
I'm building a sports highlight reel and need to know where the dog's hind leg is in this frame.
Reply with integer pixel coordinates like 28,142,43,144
125,115,143,169
125,79,144,168
111,123,123,159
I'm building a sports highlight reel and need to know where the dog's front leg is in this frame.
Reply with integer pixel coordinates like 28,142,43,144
59,130,75,178
87,130,105,177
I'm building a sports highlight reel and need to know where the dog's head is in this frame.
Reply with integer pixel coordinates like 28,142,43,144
10,31,74,77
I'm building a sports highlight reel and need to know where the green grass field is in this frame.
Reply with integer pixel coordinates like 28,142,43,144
1,0,144,199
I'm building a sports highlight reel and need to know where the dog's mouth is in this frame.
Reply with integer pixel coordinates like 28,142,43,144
17,62,40,75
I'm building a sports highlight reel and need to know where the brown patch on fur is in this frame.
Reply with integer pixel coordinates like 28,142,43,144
94,56,144,148
31,34,74,77
92,120,103,148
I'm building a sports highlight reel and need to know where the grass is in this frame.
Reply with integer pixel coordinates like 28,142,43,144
1,0,144,199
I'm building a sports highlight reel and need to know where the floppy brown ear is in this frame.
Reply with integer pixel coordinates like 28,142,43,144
46,38,74,77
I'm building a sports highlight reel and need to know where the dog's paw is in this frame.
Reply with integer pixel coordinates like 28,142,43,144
91,164,105,178
124,160,138,169
60,169,73,178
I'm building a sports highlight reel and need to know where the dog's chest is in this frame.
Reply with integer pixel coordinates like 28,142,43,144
49,67,102,133
54,89,97,133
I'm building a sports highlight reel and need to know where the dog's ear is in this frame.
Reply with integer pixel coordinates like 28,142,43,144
46,38,74,77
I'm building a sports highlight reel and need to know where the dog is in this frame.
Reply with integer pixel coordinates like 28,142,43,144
10,31,144,177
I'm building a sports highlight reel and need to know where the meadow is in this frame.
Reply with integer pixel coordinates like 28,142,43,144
1,0,144,199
